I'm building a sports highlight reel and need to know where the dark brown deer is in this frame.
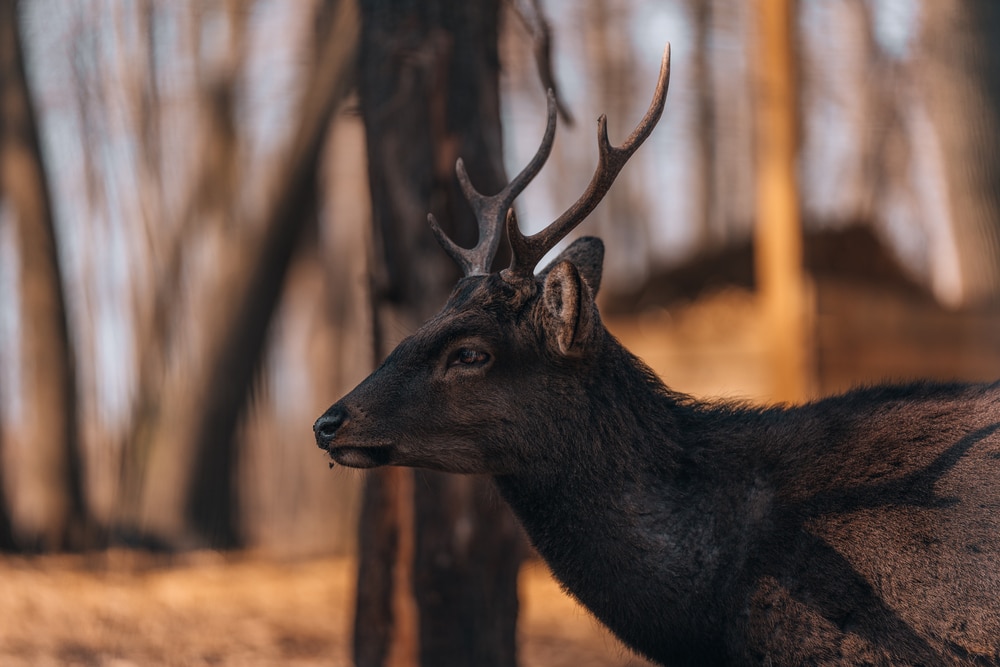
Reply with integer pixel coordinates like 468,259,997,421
314,45,1000,666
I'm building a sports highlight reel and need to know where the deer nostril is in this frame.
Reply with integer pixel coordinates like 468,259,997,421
314,408,347,449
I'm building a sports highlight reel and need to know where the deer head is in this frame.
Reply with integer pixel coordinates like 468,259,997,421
314,45,670,475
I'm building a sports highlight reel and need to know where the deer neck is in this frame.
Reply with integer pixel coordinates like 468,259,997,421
492,340,732,661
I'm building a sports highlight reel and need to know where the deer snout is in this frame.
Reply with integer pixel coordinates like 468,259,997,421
314,406,348,450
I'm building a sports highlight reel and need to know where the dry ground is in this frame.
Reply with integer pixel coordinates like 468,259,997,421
0,551,655,667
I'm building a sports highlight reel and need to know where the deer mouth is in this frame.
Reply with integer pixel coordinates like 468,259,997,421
326,445,393,469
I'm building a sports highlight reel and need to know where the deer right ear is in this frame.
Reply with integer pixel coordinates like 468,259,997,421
542,260,596,357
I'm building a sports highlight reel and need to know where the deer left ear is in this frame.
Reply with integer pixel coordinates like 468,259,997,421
542,260,597,357
538,236,604,296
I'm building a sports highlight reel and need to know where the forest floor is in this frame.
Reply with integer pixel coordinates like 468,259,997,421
0,551,654,667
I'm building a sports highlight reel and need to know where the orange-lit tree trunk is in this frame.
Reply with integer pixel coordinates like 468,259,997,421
0,0,90,550
752,0,810,403
356,1,523,665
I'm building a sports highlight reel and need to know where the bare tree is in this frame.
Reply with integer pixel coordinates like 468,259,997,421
132,0,359,548
688,0,718,247
914,0,1000,307
116,0,256,548
582,0,649,291
355,1,523,665
0,0,90,550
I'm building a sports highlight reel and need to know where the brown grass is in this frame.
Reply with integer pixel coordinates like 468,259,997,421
0,551,654,666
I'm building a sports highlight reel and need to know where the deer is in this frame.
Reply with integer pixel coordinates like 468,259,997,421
314,45,1000,666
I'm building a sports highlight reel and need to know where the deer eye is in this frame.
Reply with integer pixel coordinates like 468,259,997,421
449,348,491,368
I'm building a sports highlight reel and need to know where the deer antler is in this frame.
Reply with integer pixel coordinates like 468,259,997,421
428,90,558,277
505,44,671,280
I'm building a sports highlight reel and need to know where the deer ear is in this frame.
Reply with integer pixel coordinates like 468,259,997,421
537,237,604,296
542,260,596,357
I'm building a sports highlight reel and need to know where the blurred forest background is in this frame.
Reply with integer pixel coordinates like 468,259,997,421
2,0,1000,665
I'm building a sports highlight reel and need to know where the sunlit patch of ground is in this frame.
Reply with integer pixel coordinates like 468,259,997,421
0,551,654,666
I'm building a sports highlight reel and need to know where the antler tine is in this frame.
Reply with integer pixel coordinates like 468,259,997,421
507,44,671,278
428,90,558,276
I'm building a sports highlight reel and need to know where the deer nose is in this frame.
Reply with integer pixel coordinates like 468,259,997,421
314,407,347,449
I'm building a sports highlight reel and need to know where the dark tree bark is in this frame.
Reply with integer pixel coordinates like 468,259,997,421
356,1,523,665
0,475,12,552
916,0,1000,307
0,0,90,550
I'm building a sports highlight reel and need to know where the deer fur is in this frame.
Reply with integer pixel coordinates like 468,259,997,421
315,42,1000,665
316,237,1000,665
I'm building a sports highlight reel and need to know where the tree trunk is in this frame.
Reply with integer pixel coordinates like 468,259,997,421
752,0,810,403
0,0,90,550
915,0,1000,307
0,368,13,551
689,0,718,247
134,0,359,548
583,0,648,292
0,222,9,550
356,1,523,665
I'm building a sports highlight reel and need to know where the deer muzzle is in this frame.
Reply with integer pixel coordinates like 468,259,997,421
313,404,395,469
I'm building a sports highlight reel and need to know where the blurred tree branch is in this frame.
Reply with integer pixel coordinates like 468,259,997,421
508,0,573,125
